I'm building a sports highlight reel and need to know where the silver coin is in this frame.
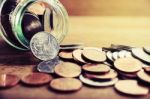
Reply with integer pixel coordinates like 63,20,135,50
37,56,60,73
30,32,59,61
106,51,114,61
112,52,119,60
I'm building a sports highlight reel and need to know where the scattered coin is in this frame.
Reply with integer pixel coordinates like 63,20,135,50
143,47,150,54
114,58,142,73
54,62,81,77
30,32,59,61
21,73,52,86
79,75,118,87
72,49,87,63
115,80,149,95
143,67,150,74
84,69,118,80
82,63,110,74
37,56,60,73
112,52,119,60
50,78,82,92
132,48,150,64
137,70,150,84
59,51,73,60
0,74,20,88
82,49,106,62
106,51,114,61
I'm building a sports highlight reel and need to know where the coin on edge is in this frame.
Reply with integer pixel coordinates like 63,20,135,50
79,75,118,87
0,74,20,88
21,73,52,85
82,63,110,74
59,51,73,60
30,32,59,61
82,49,106,62
54,62,81,77
114,57,142,73
137,70,150,84
50,78,82,92
115,80,149,95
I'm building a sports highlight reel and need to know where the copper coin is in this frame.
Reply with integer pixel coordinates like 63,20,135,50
0,74,20,88
21,73,52,85
72,49,87,63
84,69,118,80
114,57,142,73
137,70,150,83
143,67,150,74
82,49,106,62
82,63,110,74
54,62,81,77
50,78,82,92
115,80,149,95
59,51,73,60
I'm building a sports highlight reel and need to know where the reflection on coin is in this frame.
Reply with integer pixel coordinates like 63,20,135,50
137,70,150,83
106,51,114,61
115,80,149,95
54,62,81,77
0,74,20,88
114,58,142,73
82,49,106,62
112,52,119,60
72,49,87,63
59,51,73,60
143,47,150,54
50,78,82,92
82,63,110,74
30,32,59,61
143,67,150,74
21,73,52,86
79,75,118,87
37,56,60,73
132,48,150,64
84,69,117,80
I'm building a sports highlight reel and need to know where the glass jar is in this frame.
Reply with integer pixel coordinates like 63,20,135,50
0,0,68,50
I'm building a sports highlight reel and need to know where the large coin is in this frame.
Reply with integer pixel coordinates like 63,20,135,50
30,32,59,61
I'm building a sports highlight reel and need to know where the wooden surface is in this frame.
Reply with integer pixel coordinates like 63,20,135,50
60,0,150,16
0,16,150,99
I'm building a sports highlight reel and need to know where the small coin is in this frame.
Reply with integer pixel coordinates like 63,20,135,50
50,78,82,92
21,73,52,86
112,52,119,60
106,51,114,61
84,69,118,80
143,47,150,54
82,63,110,74
82,49,106,62
118,50,127,58
59,51,73,60
37,56,60,73
79,75,118,87
137,70,150,83
30,32,59,61
114,57,142,73
72,49,87,63
143,67,150,74
132,48,150,64
54,62,81,77
0,74,20,88
115,80,149,95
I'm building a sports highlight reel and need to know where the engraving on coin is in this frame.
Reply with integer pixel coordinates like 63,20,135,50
30,32,59,61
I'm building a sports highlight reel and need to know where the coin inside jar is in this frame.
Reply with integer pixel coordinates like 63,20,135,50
54,62,81,77
114,80,149,95
82,63,110,74
82,49,106,62
0,74,20,88
114,57,142,73
50,78,82,92
59,51,73,60
21,73,52,86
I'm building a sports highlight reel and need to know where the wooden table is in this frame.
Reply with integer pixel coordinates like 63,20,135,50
0,16,150,99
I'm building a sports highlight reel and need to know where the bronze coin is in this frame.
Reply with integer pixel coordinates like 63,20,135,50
115,80,149,95
85,69,118,80
114,57,142,73
21,73,52,85
72,49,87,63
143,67,150,74
59,51,73,60
82,49,106,62
54,62,81,77
137,70,150,83
50,78,82,92
82,63,110,74
0,74,20,88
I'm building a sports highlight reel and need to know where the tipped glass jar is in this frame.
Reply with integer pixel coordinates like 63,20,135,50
0,0,68,50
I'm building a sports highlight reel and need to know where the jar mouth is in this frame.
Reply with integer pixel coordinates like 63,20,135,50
10,0,69,49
